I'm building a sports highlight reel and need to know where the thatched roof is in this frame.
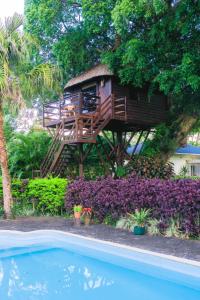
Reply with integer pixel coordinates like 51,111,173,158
65,64,114,89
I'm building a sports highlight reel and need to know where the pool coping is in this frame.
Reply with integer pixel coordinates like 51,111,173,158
0,217,199,262
0,229,200,268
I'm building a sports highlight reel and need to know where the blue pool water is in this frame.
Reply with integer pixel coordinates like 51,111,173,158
0,232,199,300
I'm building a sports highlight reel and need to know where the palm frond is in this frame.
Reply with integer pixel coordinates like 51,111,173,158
4,13,23,35
0,13,62,107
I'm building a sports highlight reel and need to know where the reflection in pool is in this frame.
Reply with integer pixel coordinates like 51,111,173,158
0,246,199,300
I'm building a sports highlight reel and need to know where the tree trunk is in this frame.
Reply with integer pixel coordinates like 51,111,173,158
0,105,13,218
157,114,198,162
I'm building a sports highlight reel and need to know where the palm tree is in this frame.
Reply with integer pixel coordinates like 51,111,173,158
0,14,61,218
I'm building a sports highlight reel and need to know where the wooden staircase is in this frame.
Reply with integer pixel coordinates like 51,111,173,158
40,94,117,177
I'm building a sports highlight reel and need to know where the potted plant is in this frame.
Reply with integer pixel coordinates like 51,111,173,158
82,207,92,225
129,208,150,235
73,205,82,219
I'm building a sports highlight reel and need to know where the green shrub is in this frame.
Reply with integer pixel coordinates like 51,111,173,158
0,177,68,216
27,178,67,215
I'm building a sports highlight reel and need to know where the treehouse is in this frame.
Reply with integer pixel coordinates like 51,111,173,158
41,64,168,177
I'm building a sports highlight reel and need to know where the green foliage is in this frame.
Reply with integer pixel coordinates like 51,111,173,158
25,0,116,81
27,178,67,215
173,175,200,180
0,13,61,104
103,214,116,226
116,217,135,231
107,1,200,105
7,130,51,178
148,219,160,236
63,135,113,179
165,218,182,238
103,1,200,156
127,155,174,179
128,209,151,227
116,166,127,178
143,124,174,157
0,177,68,216
73,205,82,213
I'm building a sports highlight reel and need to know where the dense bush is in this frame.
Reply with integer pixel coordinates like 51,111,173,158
66,176,200,237
27,178,67,214
126,156,174,179
0,177,67,215
7,130,51,178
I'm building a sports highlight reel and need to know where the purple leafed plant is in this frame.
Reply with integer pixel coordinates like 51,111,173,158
65,176,200,236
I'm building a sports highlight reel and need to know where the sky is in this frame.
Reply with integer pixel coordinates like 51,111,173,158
0,0,24,20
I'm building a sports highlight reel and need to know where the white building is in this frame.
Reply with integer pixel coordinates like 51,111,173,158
169,144,200,176
127,143,200,176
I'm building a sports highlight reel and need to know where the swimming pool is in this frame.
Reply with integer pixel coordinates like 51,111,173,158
0,230,199,300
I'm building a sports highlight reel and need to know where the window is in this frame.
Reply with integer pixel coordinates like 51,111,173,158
82,85,97,112
188,163,200,176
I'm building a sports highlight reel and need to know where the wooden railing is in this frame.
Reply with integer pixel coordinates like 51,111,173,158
62,95,112,142
113,96,127,121
43,100,61,127
40,121,65,177
43,92,100,127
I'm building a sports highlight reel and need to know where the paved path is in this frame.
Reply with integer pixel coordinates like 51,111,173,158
0,216,199,262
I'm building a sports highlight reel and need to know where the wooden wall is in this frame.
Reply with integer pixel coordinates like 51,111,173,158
97,78,112,103
112,78,167,126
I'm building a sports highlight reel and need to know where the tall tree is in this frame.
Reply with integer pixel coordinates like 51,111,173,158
103,0,200,159
0,14,60,218
25,0,117,81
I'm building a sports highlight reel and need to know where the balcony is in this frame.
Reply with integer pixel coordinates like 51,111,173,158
43,92,100,127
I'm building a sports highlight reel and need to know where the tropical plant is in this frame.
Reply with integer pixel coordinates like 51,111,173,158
148,219,161,236
128,209,151,227
0,14,61,217
179,166,188,177
165,218,182,238
73,205,82,213
7,130,51,178
82,207,92,216
116,217,135,231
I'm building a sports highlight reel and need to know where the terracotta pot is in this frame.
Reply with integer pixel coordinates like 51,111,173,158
74,212,81,219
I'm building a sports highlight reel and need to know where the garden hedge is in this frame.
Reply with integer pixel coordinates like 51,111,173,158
66,176,200,237
0,177,68,215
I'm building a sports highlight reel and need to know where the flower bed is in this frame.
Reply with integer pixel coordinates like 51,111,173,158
65,176,200,237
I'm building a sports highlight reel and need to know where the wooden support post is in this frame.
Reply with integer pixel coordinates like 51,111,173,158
116,131,123,166
79,144,84,177
140,130,151,153
98,135,116,174
83,144,94,161
130,130,144,159
95,143,110,175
